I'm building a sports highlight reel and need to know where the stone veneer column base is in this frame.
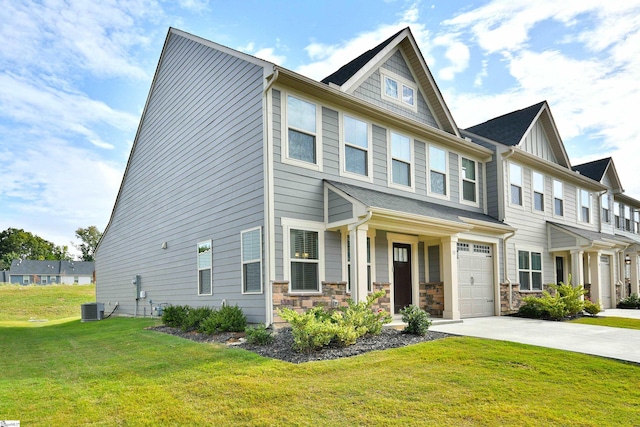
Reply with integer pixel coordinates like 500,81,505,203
420,282,444,318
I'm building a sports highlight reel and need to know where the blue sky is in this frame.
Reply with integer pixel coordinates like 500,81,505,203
1,0,640,254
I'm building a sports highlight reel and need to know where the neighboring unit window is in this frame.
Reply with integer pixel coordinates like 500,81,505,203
50,276,56,283
390,132,412,187
461,157,476,203
23,276,29,284
346,235,372,293
519,250,543,291
510,163,522,205
602,193,610,223
553,180,564,216
381,71,417,109
580,189,590,223
625,206,632,231
532,171,544,212
429,146,448,196
635,212,640,234
197,240,212,295
287,95,317,164
290,229,319,292
241,228,262,293
614,202,621,229
343,115,369,176
74,276,79,284
42,277,47,284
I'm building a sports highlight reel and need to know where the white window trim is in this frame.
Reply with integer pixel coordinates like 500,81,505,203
578,189,591,224
459,155,478,207
339,112,374,183
197,240,213,296
517,248,544,292
508,162,524,209
342,229,376,294
281,218,325,295
531,171,545,214
614,202,622,229
553,179,564,217
241,227,263,295
602,193,611,224
387,130,415,192
380,68,418,112
281,92,323,172
426,144,450,201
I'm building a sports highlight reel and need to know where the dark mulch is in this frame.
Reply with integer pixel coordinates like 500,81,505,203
149,325,451,364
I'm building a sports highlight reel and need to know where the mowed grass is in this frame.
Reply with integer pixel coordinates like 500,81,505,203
0,283,95,324
571,315,640,330
1,286,639,426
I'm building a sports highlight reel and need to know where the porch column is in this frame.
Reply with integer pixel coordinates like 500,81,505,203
349,224,369,303
589,251,601,304
630,254,639,296
570,250,584,287
441,235,460,320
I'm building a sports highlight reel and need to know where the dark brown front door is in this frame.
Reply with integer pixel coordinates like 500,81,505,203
393,243,412,312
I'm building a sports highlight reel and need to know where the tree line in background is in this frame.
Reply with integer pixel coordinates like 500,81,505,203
0,226,102,270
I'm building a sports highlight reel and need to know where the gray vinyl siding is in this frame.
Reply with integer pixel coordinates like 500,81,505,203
328,189,354,223
427,245,440,282
96,33,267,322
352,50,438,128
521,120,558,164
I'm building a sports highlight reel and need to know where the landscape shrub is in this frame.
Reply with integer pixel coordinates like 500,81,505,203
617,293,640,309
583,299,602,316
244,324,274,345
183,306,215,332
161,305,190,328
399,304,431,336
200,304,247,334
279,307,336,352
518,276,585,320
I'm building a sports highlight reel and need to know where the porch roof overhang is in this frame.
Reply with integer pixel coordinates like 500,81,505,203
325,180,515,237
547,222,629,252
614,233,640,253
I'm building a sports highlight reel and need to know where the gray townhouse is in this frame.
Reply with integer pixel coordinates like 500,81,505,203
95,27,517,324
6,259,95,285
463,102,637,311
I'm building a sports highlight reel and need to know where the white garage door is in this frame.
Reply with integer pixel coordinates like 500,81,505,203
458,242,495,318
600,255,611,309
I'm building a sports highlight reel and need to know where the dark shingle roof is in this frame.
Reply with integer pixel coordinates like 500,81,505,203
321,28,406,86
465,101,546,146
572,157,611,181
9,259,94,275
327,180,507,226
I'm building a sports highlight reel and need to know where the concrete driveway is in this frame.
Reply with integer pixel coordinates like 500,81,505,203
430,310,640,364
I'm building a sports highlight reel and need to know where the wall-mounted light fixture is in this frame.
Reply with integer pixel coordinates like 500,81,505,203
625,255,631,265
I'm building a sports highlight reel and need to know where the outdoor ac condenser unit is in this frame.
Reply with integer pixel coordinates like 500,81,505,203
81,302,104,322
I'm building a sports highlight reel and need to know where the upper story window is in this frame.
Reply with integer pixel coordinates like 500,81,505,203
342,115,370,179
635,212,640,234
580,189,590,223
429,146,448,197
461,157,477,204
197,240,212,295
532,171,544,212
614,202,621,229
241,227,262,294
519,250,542,291
553,180,564,216
625,205,632,231
509,163,522,206
602,193,610,223
389,131,412,189
285,95,321,169
380,69,418,112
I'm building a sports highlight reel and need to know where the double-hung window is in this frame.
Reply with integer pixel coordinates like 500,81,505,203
625,206,632,231
346,235,372,293
390,131,412,188
461,157,477,203
602,193,610,223
343,115,370,178
532,171,544,212
241,227,262,294
553,180,564,216
635,212,640,234
580,189,590,223
290,229,320,292
510,163,522,206
428,146,448,197
381,70,417,111
519,250,542,291
614,202,621,229
286,95,319,166
197,240,212,295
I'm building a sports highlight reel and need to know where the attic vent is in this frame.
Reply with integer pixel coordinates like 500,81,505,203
81,303,104,322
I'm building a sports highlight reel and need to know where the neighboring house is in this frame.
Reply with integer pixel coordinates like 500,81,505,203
8,260,95,285
463,101,629,311
96,27,516,324
0,270,8,283
572,157,640,300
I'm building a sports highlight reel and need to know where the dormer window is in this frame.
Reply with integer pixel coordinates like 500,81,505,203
380,69,417,111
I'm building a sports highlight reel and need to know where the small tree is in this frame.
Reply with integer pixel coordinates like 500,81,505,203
74,226,102,262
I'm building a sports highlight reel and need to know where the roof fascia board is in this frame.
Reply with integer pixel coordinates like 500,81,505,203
603,160,625,193
539,104,571,167
516,103,570,168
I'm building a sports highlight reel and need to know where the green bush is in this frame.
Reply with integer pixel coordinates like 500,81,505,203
244,324,274,345
551,282,586,317
279,307,336,352
583,299,602,316
161,305,190,328
618,293,640,309
200,304,247,334
399,305,432,336
518,276,586,321
183,306,215,332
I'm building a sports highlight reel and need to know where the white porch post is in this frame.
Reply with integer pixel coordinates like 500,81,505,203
589,251,601,303
630,254,639,296
570,250,585,287
349,224,369,303
441,235,460,320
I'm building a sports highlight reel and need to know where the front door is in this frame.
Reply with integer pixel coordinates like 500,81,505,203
555,257,565,285
393,243,412,312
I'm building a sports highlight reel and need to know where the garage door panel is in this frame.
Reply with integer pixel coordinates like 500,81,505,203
458,242,494,318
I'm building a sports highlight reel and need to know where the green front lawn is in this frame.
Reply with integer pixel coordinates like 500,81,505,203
1,318,638,426
571,315,640,330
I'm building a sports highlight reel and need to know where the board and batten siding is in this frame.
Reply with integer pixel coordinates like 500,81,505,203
96,32,268,322
520,120,558,163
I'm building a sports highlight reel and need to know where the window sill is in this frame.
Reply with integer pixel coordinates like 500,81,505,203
286,291,323,296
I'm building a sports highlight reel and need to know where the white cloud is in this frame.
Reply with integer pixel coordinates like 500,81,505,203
253,47,286,65
178,0,210,13
433,35,470,81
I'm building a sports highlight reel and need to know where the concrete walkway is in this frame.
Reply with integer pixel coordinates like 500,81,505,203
430,310,640,364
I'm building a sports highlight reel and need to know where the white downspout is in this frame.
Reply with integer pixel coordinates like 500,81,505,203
503,231,516,310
